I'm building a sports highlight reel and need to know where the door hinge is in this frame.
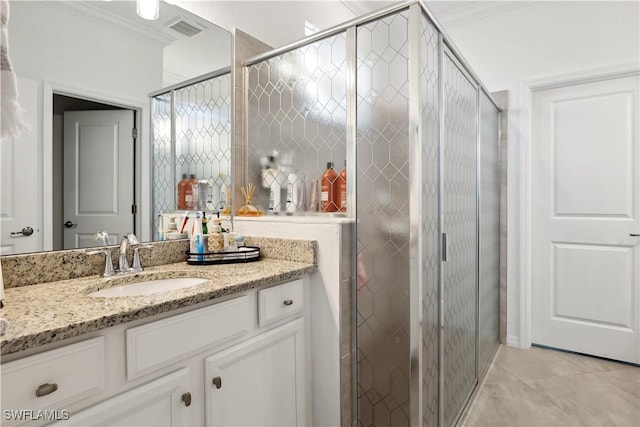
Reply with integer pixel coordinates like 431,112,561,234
131,204,138,215
131,128,138,139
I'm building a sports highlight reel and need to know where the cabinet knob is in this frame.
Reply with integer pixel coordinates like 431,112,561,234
212,376,222,389
283,299,294,306
181,392,192,407
35,383,58,397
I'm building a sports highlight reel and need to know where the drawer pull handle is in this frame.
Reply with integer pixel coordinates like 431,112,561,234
35,383,58,397
181,392,192,407
283,299,294,306
212,376,222,389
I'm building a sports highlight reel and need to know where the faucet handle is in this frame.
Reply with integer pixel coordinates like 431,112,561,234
85,248,115,277
131,244,153,273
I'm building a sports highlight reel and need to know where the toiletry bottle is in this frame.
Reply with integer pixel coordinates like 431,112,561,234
201,211,208,235
177,174,188,210
321,162,338,212
309,179,319,212
196,235,204,261
338,160,347,212
190,211,203,254
286,173,299,213
185,174,196,209
156,211,164,240
207,221,224,253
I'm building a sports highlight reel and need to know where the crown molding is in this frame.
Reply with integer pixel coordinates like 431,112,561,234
43,1,176,47
435,1,539,29
340,0,374,17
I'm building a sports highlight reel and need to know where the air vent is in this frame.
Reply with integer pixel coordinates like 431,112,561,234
168,18,205,38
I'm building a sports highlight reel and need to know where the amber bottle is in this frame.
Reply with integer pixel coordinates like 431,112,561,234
177,174,188,210
338,161,347,212
321,162,339,212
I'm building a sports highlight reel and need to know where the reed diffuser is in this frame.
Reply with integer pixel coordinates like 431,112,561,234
221,186,232,216
237,183,263,216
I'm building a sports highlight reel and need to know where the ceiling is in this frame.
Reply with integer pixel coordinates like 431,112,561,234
176,0,539,49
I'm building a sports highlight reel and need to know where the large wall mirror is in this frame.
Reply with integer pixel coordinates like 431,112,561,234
0,0,231,255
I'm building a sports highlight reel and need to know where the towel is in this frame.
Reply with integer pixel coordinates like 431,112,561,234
1,0,29,139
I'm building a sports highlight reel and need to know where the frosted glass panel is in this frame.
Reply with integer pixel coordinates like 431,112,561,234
174,74,232,211
246,34,347,213
478,91,500,379
151,72,232,235
356,11,411,427
151,92,173,230
442,54,478,427
419,12,440,427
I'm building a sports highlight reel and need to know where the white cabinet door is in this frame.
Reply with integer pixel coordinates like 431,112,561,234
204,319,306,427
52,368,191,427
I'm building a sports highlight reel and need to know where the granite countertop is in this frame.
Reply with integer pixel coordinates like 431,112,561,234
0,257,316,356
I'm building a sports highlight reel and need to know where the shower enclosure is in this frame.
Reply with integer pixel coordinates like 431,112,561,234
244,1,501,425
150,69,232,230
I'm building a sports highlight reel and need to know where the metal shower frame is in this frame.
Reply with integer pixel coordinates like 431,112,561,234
243,1,502,425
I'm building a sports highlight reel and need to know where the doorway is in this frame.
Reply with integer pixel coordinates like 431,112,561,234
53,94,136,250
530,74,640,364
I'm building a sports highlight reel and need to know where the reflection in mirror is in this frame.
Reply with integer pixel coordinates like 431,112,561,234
0,0,231,255
151,70,232,239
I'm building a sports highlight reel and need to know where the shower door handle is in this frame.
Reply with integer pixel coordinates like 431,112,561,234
441,233,448,262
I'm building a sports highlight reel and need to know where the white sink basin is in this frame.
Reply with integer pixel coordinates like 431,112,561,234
89,277,207,298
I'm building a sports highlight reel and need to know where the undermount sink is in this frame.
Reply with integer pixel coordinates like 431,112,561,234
89,277,207,298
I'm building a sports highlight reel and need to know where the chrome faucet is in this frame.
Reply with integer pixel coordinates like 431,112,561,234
118,233,139,273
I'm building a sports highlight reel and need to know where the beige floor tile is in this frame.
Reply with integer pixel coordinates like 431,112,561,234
483,363,520,384
594,368,640,398
554,348,640,373
461,381,584,427
525,373,640,427
495,346,586,381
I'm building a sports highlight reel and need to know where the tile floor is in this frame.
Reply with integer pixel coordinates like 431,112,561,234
460,345,640,426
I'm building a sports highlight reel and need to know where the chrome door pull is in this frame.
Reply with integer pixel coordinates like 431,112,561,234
64,221,77,228
11,226,34,236
35,383,58,397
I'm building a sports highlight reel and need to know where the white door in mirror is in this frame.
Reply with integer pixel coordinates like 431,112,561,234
0,77,40,255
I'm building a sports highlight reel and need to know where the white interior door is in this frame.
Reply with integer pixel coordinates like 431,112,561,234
63,110,134,249
531,74,640,364
0,77,41,255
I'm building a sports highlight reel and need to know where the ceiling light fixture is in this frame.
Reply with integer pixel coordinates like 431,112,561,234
137,0,159,20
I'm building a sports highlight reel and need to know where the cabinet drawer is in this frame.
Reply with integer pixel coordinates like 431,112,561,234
258,279,304,327
126,295,253,380
1,337,105,417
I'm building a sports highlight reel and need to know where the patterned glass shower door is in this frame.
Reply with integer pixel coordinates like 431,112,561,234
478,91,501,378
356,10,412,427
441,51,479,427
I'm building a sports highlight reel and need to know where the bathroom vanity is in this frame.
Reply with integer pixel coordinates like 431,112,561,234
0,238,317,426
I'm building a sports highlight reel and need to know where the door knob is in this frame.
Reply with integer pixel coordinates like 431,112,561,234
64,221,77,228
212,376,222,389
181,392,192,407
11,226,34,236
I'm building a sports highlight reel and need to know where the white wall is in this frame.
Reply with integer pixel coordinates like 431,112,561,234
233,217,350,427
9,1,165,246
440,1,640,346
10,2,163,100
173,0,357,48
